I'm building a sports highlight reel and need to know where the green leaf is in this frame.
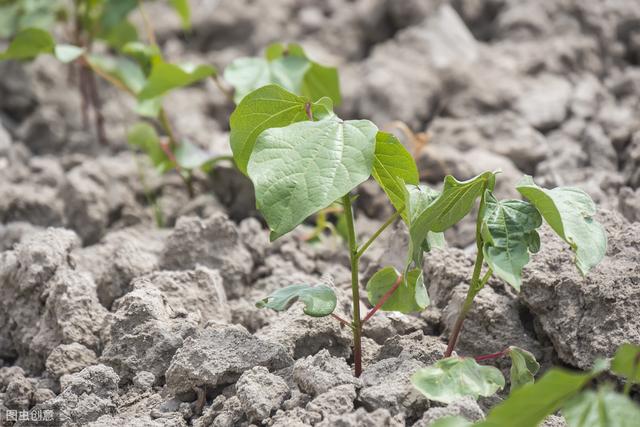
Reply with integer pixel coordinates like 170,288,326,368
224,56,310,104
507,346,540,392
138,59,216,100
412,357,505,404
563,388,640,427
100,0,137,31
481,192,542,291
86,54,146,94
477,368,602,427
430,417,474,427
0,27,54,60
135,97,163,119
371,131,418,219
516,175,607,275
366,267,429,313
175,141,216,170
611,343,640,385
229,85,315,174
301,61,341,106
100,19,138,50
407,172,496,266
53,44,84,63
169,0,191,29
127,122,170,172
403,183,446,252
248,117,377,240
255,284,337,317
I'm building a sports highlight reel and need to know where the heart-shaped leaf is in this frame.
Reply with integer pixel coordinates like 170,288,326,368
0,27,54,60
481,192,542,291
366,267,429,313
248,117,377,240
138,59,216,100
611,343,640,385
412,357,505,404
372,131,419,218
562,388,640,427
516,176,607,275
507,346,540,392
255,284,337,317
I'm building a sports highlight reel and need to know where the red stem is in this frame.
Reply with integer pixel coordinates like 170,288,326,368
475,349,509,362
305,102,313,121
331,313,351,328
362,275,403,324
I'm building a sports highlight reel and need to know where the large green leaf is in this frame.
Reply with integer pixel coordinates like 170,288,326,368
138,59,216,100
366,267,428,313
412,357,505,404
255,284,337,317
169,0,191,29
611,343,640,385
224,56,310,104
248,117,377,240
563,388,640,427
229,85,331,174
127,122,171,172
0,27,54,60
516,176,607,275
507,346,540,392
371,131,419,218
408,172,495,266
477,367,602,427
481,192,542,291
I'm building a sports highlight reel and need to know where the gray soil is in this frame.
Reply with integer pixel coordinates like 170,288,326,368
1,0,639,426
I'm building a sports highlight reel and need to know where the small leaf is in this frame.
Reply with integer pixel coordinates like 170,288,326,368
169,0,191,29
611,343,640,385
255,284,337,317
516,175,607,275
477,368,601,427
127,122,170,172
366,267,429,313
224,56,310,104
0,27,54,60
301,61,341,106
562,388,640,427
371,131,419,219
100,0,137,31
122,41,161,72
86,54,146,94
248,117,377,240
54,44,84,63
481,192,542,291
175,141,216,170
229,85,325,174
430,417,474,427
135,97,163,119
412,357,505,404
138,59,216,100
408,172,496,266
99,19,138,50
403,183,446,252
507,346,540,392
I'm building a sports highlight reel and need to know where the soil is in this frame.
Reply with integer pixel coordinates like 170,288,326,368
1,0,640,426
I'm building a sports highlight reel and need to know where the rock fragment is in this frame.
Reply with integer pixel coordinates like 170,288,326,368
236,366,290,422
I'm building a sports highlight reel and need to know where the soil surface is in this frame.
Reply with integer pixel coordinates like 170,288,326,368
1,0,640,426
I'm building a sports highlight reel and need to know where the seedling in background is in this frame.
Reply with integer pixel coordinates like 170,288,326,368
0,0,225,198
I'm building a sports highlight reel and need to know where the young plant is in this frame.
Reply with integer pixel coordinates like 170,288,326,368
411,174,607,403
0,0,223,197
429,343,640,427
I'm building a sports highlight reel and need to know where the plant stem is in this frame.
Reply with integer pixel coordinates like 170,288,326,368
331,313,354,329
305,102,313,121
362,274,403,323
355,208,404,259
444,188,491,358
211,75,234,103
342,194,363,377
137,0,157,46
475,349,509,362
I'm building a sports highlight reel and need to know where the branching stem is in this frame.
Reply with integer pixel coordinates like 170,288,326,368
355,208,404,259
363,274,403,323
475,349,509,362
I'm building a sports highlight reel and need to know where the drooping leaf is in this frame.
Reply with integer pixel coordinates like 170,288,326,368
407,172,496,266
175,141,217,170
611,343,640,385
412,357,505,404
126,122,171,172
0,27,54,60
562,388,640,427
371,131,418,218
516,175,607,275
229,85,331,174
507,346,540,392
224,56,310,104
169,0,191,29
53,44,84,63
247,117,377,240
481,192,542,291
138,59,216,100
86,54,146,94
477,367,603,427
429,417,474,427
255,284,337,317
366,267,429,313
403,183,446,252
